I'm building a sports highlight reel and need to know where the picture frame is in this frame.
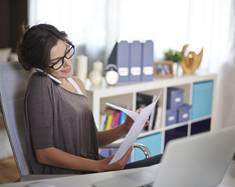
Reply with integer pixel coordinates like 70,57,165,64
153,61,174,78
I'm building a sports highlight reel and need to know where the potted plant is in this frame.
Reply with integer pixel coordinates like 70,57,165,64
164,49,183,76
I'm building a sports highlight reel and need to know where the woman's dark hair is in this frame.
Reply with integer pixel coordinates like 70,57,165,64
18,24,71,70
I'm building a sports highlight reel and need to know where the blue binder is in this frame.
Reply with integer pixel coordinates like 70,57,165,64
129,41,142,81
141,40,154,81
108,41,130,82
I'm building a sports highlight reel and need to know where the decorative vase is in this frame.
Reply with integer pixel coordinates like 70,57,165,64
89,61,104,87
173,63,182,77
93,61,103,73
76,55,88,84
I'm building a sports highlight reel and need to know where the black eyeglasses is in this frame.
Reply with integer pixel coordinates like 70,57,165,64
49,43,75,70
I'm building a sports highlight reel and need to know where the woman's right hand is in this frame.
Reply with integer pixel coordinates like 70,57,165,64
97,147,133,172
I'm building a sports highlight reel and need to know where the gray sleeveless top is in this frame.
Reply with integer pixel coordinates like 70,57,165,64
24,72,99,174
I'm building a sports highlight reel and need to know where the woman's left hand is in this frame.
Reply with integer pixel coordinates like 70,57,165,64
123,108,150,134
123,116,134,133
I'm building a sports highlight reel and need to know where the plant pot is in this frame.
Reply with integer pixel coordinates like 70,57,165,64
173,63,182,77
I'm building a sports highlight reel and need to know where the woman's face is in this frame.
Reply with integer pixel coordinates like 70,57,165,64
47,40,74,79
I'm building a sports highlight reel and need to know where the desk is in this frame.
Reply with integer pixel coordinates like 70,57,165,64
1,161,235,187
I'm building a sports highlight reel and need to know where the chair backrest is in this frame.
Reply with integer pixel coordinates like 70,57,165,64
0,62,30,177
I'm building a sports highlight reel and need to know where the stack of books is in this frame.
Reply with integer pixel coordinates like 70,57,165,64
99,108,127,130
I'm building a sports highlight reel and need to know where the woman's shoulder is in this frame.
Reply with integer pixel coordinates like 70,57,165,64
29,72,47,82
27,72,54,92
25,72,60,104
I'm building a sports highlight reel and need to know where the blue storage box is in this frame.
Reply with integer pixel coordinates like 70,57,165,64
192,81,213,120
166,109,177,126
167,87,184,109
177,104,191,123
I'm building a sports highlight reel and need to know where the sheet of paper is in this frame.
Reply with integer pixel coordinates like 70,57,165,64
108,94,160,164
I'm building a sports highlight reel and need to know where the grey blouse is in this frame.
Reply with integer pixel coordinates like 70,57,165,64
24,72,99,174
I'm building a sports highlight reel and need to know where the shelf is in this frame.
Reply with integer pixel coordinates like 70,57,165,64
88,74,217,98
190,115,211,123
138,121,190,138
92,73,217,161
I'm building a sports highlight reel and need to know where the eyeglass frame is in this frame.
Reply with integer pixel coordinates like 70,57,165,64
48,42,75,70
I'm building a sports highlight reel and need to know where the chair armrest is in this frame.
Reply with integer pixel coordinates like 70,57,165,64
103,141,151,159
133,143,151,159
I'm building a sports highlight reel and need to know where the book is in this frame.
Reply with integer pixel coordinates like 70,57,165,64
108,41,130,82
141,40,154,81
129,41,142,81
149,95,159,130
112,111,121,128
119,111,127,124
99,114,107,130
105,113,113,130
154,106,162,129
103,107,127,130
106,93,160,164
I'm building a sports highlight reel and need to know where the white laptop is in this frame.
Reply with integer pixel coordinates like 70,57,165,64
93,126,235,187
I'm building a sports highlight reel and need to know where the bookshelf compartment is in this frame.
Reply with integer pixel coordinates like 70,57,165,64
135,89,163,131
164,125,188,147
178,84,191,105
99,94,133,130
100,94,134,113
134,132,162,161
136,89,163,104
190,119,211,135
165,84,191,127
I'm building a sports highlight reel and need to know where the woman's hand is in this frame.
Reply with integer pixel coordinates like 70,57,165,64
123,108,149,133
97,147,133,172
123,116,134,133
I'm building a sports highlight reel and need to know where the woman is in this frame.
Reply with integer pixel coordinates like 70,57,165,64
18,24,160,174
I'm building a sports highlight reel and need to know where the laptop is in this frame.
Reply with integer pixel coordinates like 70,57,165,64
93,126,235,187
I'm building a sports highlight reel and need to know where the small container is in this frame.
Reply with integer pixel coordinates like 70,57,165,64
177,104,191,123
166,109,177,126
167,87,184,109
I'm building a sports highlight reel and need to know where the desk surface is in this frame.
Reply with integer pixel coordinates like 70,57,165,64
1,161,235,187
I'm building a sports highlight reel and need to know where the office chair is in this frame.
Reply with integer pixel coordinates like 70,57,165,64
0,62,30,178
0,62,67,181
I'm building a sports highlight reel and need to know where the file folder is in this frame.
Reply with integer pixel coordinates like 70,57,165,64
141,40,154,81
129,41,142,81
108,41,130,82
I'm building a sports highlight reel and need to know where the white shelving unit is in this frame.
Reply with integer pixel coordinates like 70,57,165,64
87,73,217,161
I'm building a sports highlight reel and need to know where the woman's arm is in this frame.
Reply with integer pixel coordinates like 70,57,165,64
97,116,133,147
71,76,134,147
36,146,132,172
